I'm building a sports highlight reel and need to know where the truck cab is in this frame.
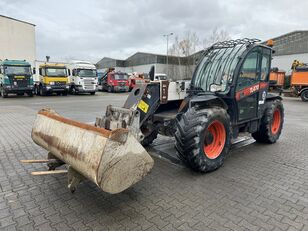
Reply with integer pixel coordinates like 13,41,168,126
102,71,129,92
68,61,98,95
34,63,69,96
0,59,34,98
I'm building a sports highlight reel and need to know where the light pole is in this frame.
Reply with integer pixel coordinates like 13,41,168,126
163,32,173,77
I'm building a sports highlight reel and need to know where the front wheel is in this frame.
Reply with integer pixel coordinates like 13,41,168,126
252,99,284,143
39,86,46,96
175,107,231,173
300,89,308,102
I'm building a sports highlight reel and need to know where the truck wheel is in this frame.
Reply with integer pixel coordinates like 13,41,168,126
252,99,284,143
90,92,95,95
39,86,46,96
70,86,77,95
175,107,231,173
35,86,40,95
62,91,68,96
300,89,308,102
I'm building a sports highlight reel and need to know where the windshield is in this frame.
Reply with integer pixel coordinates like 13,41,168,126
77,69,97,77
114,74,128,80
46,68,67,77
4,65,31,75
192,45,246,92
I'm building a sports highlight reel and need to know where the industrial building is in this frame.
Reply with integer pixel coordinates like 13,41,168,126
97,30,308,78
270,30,308,74
0,15,36,65
96,52,197,80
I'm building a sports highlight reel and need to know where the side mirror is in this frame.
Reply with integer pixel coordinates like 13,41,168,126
39,68,42,75
210,84,223,92
68,69,71,76
32,67,36,74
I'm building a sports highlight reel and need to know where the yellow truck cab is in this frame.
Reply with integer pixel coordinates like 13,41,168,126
34,63,69,96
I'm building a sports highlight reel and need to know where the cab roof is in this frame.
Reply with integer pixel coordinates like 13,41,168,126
0,59,31,66
39,63,67,68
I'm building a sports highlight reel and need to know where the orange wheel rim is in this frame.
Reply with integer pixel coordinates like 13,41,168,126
204,120,226,159
271,109,281,135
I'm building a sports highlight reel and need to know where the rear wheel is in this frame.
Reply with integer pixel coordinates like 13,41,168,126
252,99,284,143
90,92,95,95
175,107,231,173
300,89,308,102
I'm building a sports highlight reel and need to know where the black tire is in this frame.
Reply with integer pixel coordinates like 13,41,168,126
175,107,231,173
141,129,158,146
300,89,308,102
17,93,24,96
62,91,68,96
35,86,40,95
108,86,112,93
90,92,95,95
39,86,46,96
252,99,284,143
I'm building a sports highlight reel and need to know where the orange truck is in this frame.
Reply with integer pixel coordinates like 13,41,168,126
291,65,308,101
269,68,285,88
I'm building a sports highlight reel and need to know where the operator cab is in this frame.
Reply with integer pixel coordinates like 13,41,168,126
191,39,272,124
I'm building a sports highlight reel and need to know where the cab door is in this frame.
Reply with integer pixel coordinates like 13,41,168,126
236,47,261,121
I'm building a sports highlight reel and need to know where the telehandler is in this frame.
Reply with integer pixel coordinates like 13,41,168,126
24,39,284,193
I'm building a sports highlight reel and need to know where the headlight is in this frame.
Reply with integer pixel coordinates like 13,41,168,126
49,82,55,85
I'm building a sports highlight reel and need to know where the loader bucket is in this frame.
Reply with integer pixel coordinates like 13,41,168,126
31,108,154,194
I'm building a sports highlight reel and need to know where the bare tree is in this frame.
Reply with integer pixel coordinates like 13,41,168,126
168,31,201,79
203,27,231,49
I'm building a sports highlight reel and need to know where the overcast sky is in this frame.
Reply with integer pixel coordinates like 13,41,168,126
0,0,307,63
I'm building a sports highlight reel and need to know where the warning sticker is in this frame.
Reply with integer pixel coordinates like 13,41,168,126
137,100,149,113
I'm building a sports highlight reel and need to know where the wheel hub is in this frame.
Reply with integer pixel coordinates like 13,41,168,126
203,120,226,159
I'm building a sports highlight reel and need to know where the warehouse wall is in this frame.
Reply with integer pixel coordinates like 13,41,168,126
272,53,308,75
0,16,36,66
111,63,194,81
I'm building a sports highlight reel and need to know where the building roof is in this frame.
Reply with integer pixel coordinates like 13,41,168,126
96,52,194,69
268,30,308,56
0,15,35,27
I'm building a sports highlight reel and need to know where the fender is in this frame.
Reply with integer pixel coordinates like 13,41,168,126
265,93,282,102
189,94,228,109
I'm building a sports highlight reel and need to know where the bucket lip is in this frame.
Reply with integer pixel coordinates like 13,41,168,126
38,109,128,140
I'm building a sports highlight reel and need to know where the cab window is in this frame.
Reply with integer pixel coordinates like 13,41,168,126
260,50,270,81
237,49,259,90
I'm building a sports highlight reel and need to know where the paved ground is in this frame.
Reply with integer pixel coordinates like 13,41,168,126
0,93,307,231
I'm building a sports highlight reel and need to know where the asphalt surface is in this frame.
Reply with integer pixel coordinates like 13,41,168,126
0,92,307,231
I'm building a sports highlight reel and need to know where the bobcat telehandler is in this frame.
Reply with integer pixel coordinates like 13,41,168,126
24,38,284,194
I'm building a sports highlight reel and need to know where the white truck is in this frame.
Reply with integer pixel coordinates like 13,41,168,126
68,61,98,95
